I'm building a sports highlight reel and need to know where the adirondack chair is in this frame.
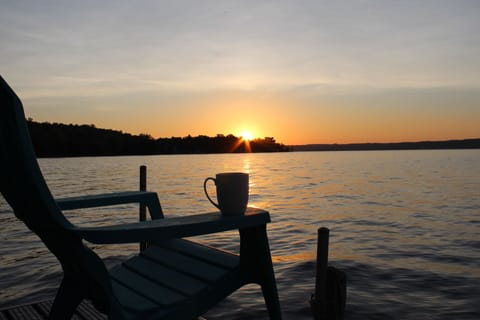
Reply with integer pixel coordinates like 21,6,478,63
0,76,282,320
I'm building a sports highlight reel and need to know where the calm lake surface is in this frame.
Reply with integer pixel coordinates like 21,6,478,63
1,150,479,319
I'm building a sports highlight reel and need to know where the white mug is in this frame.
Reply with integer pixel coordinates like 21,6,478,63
204,172,249,215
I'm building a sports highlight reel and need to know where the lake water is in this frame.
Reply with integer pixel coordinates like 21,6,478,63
1,150,479,319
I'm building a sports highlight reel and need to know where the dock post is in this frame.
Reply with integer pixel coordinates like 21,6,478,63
311,227,329,319
139,165,147,252
316,227,329,310
310,227,347,320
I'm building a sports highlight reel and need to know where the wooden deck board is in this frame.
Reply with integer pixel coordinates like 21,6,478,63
0,300,207,319
76,301,108,320
6,304,44,320
0,300,107,320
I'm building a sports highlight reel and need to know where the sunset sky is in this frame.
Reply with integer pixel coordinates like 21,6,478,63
1,0,479,145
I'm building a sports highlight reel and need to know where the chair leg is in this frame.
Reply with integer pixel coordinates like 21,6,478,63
49,275,84,320
240,226,282,320
260,270,282,320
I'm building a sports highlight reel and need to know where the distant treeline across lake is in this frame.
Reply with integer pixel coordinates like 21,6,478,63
27,119,479,158
291,139,480,152
27,120,290,157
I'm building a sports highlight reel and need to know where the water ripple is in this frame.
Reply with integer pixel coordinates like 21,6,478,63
1,150,479,319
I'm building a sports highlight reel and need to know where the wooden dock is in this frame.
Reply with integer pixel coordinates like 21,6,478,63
0,301,208,320
0,300,107,320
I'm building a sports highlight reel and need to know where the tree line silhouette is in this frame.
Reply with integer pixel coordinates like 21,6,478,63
27,119,290,157
291,139,480,151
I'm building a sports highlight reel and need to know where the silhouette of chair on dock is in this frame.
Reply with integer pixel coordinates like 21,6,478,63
0,76,282,319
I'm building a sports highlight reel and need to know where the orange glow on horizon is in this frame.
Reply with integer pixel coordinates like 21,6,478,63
55,89,480,146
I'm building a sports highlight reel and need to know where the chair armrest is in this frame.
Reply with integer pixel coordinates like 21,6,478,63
56,191,163,219
70,207,270,244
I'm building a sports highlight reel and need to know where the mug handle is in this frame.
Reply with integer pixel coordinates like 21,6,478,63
203,177,219,209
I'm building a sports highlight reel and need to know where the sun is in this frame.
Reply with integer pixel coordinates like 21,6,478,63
240,131,254,141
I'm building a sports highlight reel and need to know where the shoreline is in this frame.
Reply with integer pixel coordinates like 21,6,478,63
290,138,480,152
34,139,480,158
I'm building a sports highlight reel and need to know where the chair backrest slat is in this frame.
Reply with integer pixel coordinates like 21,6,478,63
1,76,123,313
0,76,70,225
0,76,80,257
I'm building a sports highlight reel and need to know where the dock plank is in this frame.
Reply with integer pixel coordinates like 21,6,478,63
76,301,108,320
0,299,105,320
0,311,9,320
34,301,52,318
0,300,204,319
35,300,81,320
6,304,44,319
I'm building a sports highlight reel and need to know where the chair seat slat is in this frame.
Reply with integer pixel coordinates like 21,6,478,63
123,256,207,296
142,245,229,283
110,266,186,306
157,239,239,269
